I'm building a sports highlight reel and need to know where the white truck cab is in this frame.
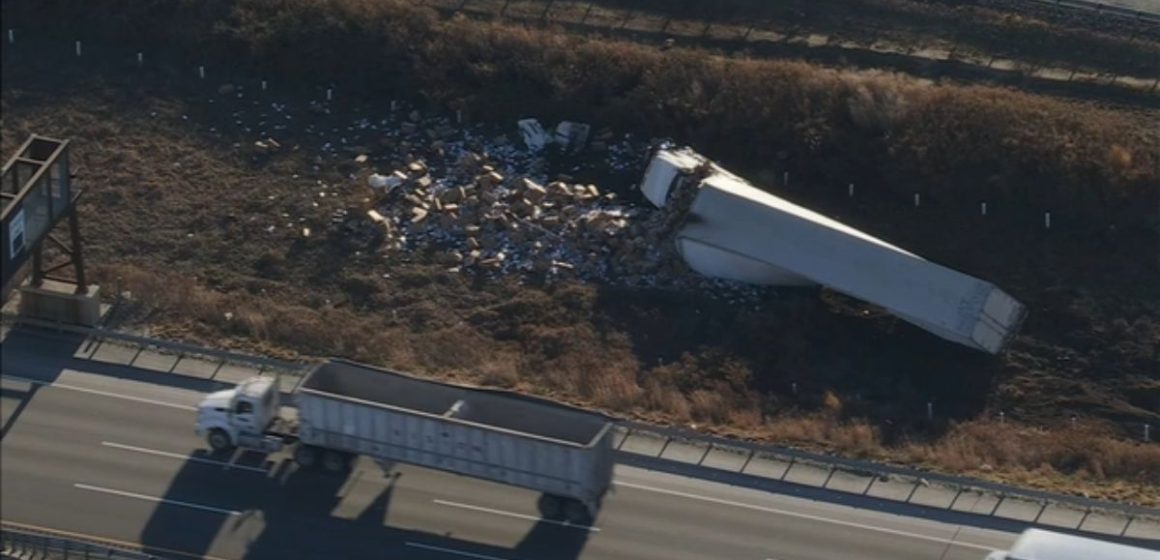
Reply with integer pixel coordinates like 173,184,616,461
195,376,281,453
985,529,1159,560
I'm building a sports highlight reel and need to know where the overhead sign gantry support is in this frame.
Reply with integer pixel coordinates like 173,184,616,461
1,134,99,324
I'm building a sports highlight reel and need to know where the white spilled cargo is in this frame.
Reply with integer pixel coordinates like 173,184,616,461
639,147,1028,354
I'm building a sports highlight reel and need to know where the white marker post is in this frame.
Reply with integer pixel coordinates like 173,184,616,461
848,183,854,198
326,88,333,101
261,80,268,92
456,109,463,124
75,41,82,57
1044,212,1052,230
198,65,205,79
1146,424,1151,443
981,201,987,216
783,171,789,185
137,52,143,66
914,193,921,208
926,402,933,420
7,29,14,44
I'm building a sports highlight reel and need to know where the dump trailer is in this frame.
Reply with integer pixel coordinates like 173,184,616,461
984,528,1159,560
639,146,1028,354
194,359,615,522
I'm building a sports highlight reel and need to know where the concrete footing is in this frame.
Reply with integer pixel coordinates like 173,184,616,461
17,279,102,326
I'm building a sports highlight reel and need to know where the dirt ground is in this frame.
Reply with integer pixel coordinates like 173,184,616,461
2,7,1158,504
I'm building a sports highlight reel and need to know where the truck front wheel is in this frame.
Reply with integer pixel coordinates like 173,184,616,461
207,429,233,454
294,445,319,468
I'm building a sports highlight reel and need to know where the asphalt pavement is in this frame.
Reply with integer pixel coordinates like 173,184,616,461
0,362,1031,560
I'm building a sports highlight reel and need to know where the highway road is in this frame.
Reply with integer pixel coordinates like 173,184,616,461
2,357,1026,559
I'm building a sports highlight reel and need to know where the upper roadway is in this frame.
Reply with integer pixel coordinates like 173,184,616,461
0,330,1119,560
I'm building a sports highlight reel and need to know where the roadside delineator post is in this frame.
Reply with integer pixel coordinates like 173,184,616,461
199,65,205,79
327,88,333,101
914,193,921,207
1146,424,1151,442
75,41,82,57
7,29,13,44
927,401,933,420
783,171,789,186
981,201,987,216
848,183,854,198
137,52,143,66
261,80,268,92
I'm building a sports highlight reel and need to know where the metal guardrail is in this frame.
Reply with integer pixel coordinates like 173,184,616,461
1,522,168,560
612,423,1160,537
3,313,1158,538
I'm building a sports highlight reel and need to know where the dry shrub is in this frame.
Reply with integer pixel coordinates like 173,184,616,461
822,390,843,414
688,390,730,424
475,352,522,389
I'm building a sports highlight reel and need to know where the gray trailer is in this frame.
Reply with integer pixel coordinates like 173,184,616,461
195,359,615,522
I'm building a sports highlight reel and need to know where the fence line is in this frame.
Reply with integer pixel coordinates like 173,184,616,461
413,0,1160,98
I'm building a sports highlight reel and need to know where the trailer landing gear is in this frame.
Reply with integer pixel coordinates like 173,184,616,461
537,494,592,524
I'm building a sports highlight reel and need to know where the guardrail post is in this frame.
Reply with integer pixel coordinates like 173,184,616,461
657,436,672,458
1033,502,1047,523
821,466,837,488
616,428,630,450
739,449,755,472
697,443,713,465
948,488,963,509
904,481,921,503
1120,515,1135,537
1077,507,1092,530
780,456,795,480
989,495,1005,516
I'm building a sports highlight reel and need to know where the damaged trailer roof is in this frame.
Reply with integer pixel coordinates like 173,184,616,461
642,147,1028,354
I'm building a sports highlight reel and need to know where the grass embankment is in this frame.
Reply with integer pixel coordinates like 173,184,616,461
2,0,1157,504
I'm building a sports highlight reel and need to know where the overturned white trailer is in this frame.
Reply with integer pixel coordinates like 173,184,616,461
639,147,1027,354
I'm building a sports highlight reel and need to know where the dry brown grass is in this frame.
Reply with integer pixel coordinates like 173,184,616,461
4,0,1157,229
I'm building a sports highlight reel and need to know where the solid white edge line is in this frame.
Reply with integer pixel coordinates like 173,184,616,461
404,541,511,560
1,373,196,411
432,499,600,532
73,483,240,516
613,481,995,552
100,441,269,474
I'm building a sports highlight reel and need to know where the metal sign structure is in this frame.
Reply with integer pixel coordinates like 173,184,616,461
1,134,87,303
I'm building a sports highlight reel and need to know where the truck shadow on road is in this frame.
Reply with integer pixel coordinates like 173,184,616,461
138,454,592,560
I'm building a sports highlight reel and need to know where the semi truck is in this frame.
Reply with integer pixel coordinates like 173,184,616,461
639,146,1028,354
985,528,1158,560
194,358,616,523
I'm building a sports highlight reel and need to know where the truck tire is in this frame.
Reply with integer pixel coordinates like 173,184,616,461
322,450,351,473
537,494,562,519
207,429,233,454
294,445,319,468
563,499,592,525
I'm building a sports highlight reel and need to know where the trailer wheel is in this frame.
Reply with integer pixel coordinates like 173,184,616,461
294,445,319,468
563,500,592,525
537,494,562,519
207,429,233,454
322,450,351,473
